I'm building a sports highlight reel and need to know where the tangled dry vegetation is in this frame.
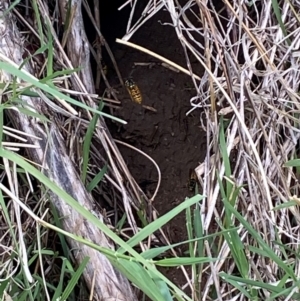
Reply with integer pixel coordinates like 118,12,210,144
144,0,300,299
0,0,300,300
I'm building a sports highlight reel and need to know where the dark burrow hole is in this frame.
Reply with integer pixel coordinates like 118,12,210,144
84,0,208,292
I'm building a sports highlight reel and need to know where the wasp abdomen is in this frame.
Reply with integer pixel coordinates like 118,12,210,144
125,79,143,104
188,169,198,192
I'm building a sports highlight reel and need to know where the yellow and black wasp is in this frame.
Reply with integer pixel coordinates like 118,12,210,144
125,78,143,104
100,59,108,76
188,169,198,192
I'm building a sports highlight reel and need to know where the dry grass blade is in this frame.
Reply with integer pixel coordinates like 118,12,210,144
124,0,300,299
116,38,202,80
0,1,139,300
2,0,300,299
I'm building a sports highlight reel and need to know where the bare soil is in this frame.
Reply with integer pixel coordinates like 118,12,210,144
100,2,207,292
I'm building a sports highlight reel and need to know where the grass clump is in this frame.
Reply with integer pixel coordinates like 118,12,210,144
0,0,300,301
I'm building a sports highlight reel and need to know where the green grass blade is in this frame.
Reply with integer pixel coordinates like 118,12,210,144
193,205,204,257
155,256,215,267
222,199,296,279
60,257,89,301
141,228,237,260
52,258,67,301
0,148,193,301
45,20,54,77
0,107,3,147
150,272,173,301
110,257,167,301
219,116,232,195
49,201,71,261
118,194,204,253
186,206,193,257
0,278,10,296
3,0,21,17
82,100,104,183
273,200,298,210
219,221,249,277
0,62,127,124
271,0,290,44
40,68,80,83
220,272,252,298
86,164,108,192
221,272,298,298
9,106,50,122
186,206,198,291
284,159,300,167
31,0,44,46
267,275,299,300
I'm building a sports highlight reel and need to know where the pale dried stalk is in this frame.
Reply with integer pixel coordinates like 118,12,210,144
44,0,144,225
0,2,137,301
123,0,300,299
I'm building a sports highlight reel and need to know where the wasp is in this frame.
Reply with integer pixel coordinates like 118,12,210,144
125,79,143,104
100,60,108,76
188,169,198,192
